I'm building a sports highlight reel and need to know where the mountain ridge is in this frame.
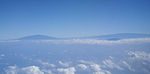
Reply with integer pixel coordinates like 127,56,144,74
88,33,150,40
18,35,58,40
17,33,150,40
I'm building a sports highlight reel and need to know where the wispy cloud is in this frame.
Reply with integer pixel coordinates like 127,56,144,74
58,61,71,67
102,59,123,70
78,60,111,74
5,66,46,74
37,60,55,68
122,61,135,72
57,67,76,74
128,51,150,62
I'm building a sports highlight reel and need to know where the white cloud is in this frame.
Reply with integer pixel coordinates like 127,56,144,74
93,71,106,74
126,51,150,73
58,61,70,67
122,61,135,72
57,67,76,74
7,38,150,45
5,66,17,74
105,71,111,74
21,66,44,74
128,51,150,62
77,64,88,70
38,60,55,67
90,64,111,74
90,64,101,71
77,38,148,44
102,59,123,70
78,60,95,65
42,69,53,74
5,65,48,74
78,60,111,74
68,38,150,44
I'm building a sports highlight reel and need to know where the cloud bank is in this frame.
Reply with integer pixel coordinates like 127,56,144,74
5,66,46,74
2,38,150,45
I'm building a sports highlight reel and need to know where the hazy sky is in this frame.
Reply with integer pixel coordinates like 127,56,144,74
0,0,150,40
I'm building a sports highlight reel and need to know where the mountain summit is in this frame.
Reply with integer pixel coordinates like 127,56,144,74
89,33,150,40
17,33,150,40
18,35,58,40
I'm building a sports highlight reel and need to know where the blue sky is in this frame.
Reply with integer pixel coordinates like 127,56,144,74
0,0,150,40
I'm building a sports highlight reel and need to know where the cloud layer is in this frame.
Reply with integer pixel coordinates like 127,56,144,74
2,38,150,45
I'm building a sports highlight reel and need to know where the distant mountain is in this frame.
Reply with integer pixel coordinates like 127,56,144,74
17,33,150,40
18,35,58,40
88,33,150,40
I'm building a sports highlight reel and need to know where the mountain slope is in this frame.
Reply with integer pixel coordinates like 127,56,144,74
88,33,150,40
17,33,150,40
18,35,58,40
